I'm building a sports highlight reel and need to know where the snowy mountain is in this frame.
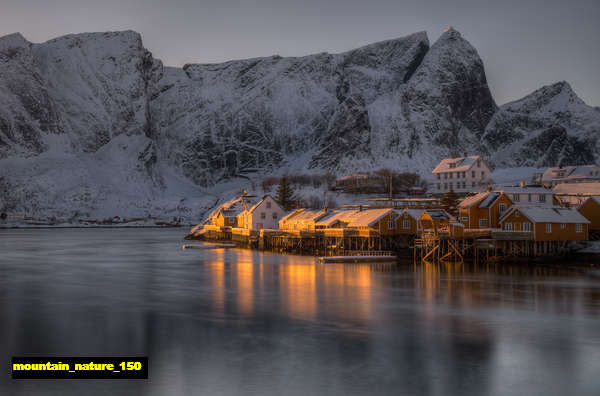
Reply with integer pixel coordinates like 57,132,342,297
0,28,598,220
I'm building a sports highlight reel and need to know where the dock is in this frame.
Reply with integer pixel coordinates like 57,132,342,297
182,243,237,250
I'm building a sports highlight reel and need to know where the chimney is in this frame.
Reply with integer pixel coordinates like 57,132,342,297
450,152,455,159
358,205,362,212
519,180,525,188
486,185,492,192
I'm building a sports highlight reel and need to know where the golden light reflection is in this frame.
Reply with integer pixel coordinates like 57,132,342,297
208,249,226,313
205,249,381,324
279,263,317,320
236,262,254,315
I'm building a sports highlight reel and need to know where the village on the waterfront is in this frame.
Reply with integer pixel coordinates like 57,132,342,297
187,155,600,264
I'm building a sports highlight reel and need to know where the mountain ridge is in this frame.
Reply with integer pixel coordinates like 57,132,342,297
0,28,598,219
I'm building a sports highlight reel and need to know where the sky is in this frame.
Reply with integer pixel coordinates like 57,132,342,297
1,0,599,106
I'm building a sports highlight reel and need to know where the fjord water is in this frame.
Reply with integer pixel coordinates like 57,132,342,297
1,229,600,396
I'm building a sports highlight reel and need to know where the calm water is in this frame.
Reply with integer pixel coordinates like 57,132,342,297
1,228,600,395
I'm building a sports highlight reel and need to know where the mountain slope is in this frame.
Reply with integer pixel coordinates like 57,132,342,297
0,29,598,220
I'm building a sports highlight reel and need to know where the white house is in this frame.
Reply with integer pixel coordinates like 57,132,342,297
237,195,286,230
539,165,600,187
430,154,491,194
498,186,555,207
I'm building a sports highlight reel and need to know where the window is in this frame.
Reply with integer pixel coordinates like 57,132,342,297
499,203,506,213
462,172,466,178
260,212,266,220
462,181,466,189
560,223,566,229
504,223,513,231
444,183,448,190
472,171,476,178
515,211,520,217
479,218,488,228
388,221,396,229
577,224,583,233
449,182,453,190
437,174,440,180
546,224,552,233
266,201,271,208
450,163,456,169
528,194,532,202
403,220,411,229
512,194,520,202
272,213,278,219
522,222,531,232
437,183,441,190
461,217,468,223
477,159,481,168
449,172,453,179
481,171,485,178
539,194,546,203
472,182,476,187
444,173,448,179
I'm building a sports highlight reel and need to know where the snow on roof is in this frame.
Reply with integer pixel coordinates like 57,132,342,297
552,182,600,195
282,208,328,222
479,192,500,208
315,209,357,227
247,195,279,213
423,209,453,220
502,206,590,224
337,173,369,181
346,208,395,228
205,194,259,222
458,192,489,208
578,196,600,209
402,209,425,220
542,165,600,181
432,155,482,173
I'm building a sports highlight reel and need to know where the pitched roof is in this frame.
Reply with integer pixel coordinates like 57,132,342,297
346,208,396,228
315,209,357,227
281,208,328,223
552,182,600,195
458,192,489,208
578,196,600,210
432,155,482,174
542,165,600,182
402,209,425,220
205,194,259,222
423,209,453,220
501,206,590,224
247,195,280,213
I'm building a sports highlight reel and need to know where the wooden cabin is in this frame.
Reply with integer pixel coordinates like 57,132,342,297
345,208,399,236
397,209,424,235
278,208,329,231
577,197,600,231
499,206,589,241
213,208,239,227
418,209,454,234
458,191,513,229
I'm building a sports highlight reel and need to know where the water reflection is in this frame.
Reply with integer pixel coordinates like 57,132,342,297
1,229,600,396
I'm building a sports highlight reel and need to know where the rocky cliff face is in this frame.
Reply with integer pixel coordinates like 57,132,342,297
0,28,598,218
483,81,600,167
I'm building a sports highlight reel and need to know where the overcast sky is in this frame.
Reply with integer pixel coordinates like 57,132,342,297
1,0,599,106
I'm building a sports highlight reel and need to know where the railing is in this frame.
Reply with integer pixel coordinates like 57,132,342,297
339,250,395,257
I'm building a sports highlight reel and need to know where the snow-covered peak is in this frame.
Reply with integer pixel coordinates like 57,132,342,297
0,32,30,51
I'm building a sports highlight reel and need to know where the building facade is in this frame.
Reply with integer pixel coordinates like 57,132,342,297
430,155,492,194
